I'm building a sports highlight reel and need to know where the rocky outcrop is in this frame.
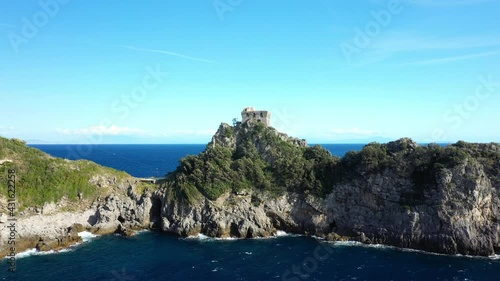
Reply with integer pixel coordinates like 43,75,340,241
326,157,498,255
156,124,500,256
0,180,159,257
2,124,500,258
156,190,330,238
91,190,155,235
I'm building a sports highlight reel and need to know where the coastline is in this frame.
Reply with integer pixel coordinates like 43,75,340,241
7,224,500,262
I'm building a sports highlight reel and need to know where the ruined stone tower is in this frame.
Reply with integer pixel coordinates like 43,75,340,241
241,107,271,127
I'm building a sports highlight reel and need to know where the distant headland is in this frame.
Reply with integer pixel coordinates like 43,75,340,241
1,107,500,257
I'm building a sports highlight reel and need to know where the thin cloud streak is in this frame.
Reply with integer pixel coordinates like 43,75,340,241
122,45,215,63
373,34,500,52
0,23,15,28
404,50,500,65
355,33,500,65
406,0,493,6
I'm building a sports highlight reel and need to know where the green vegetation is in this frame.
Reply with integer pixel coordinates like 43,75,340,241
167,123,338,202
167,124,500,206
3,124,498,211
0,136,131,208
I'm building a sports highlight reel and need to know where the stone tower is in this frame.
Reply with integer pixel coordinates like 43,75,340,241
241,107,271,126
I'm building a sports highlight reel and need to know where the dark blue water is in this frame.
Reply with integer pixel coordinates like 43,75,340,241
5,232,500,281
5,143,496,281
30,144,207,178
29,144,364,177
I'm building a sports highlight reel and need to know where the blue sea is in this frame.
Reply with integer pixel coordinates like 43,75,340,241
3,143,499,281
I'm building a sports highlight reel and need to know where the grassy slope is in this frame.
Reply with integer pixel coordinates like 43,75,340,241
0,137,135,210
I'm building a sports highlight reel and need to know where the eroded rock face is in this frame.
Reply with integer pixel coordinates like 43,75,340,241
325,157,498,255
2,131,499,258
0,180,158,257
151,154,499,256
157,191,329,239
91,191,156,235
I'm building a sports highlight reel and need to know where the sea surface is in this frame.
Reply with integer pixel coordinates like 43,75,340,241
3,143,498,281
28,144,365,178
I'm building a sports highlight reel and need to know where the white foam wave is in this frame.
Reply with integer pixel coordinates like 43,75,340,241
135,229,150,235
78,231,98,242
12,247,72,260
186,233,212,240
275,230,289,237
214,237,238,241
330,240,362,246
4,231,98,260
185,231,305,241
185,233,239,241
328,241,500,260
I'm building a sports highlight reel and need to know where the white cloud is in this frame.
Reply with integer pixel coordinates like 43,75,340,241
406,0,493,6
171,129,217,136
0,23,15,28
58,125,145,136
404,50,500,65
121,45,214,63
57,126,217,138
372,34,500,52
329,128,381,135
0,126,15,130
356,32,500,65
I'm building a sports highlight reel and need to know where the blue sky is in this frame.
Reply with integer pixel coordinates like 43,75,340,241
0,0,499,144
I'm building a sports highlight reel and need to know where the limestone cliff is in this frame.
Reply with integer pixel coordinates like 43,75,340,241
0,136,157,257
2,124,500,257
153,123,500,256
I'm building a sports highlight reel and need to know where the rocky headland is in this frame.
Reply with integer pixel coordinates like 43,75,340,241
1,122,499,257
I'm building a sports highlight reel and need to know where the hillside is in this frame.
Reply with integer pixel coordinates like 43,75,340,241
157,122,500,255
1,123,500,257
0,137,139,211
165,122,335,203
166,122,500,206
0,136,157,257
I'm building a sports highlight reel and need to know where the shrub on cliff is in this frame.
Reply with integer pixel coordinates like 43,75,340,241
167,123,337,201
0,136,130,209
166,124,500,205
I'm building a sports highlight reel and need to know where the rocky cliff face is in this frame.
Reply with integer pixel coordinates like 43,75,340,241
0,178,156,257
152,123,500,256
2,124,499,257
328,157,499,255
